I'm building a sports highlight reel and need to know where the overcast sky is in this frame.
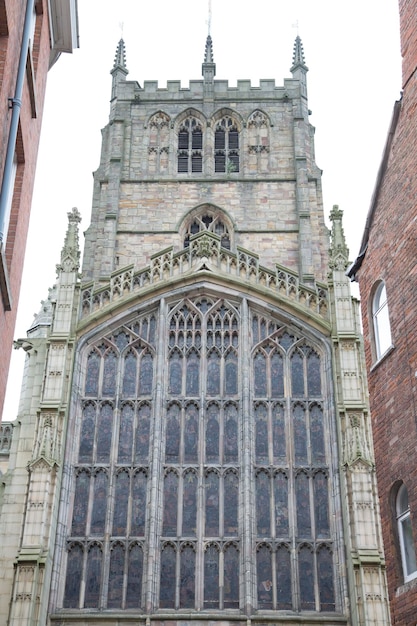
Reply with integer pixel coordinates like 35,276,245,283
3,0,402,419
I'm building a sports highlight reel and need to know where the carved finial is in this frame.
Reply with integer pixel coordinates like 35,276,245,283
112,38,128,73
204,34,214,64
202,33,216,86
329,205,350,270
57,207,81,275
291,35,308,71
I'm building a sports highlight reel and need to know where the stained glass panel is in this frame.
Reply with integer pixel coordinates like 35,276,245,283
270,352,284,397
207,351,220,396
96,403,113,463
205,472,219,536
71,471,90,535
224,471,238,535
299,546,315,610
254,352,267,397
85,351,100,396
314,471,330,538
310,404,325,463
182,471,197,536
255,403,268,464
186,349,200,396
296,472,311,538
318,547,335,611
166,404,180,462
64,544,83,608
205,405,219,463
224,404,238,463
79,403,95,463
122,351,137,396
163,472,178,536
225,351,238,395
257,545,273,609
139,352,153,395
169,352,182,395
118,403,133,463
126,543,143,608
113,470,129,536
160,545,176,608
291,351,304,396
272,403,286,463
204,545,219,608
224,544,239,608
256,472,271,536
293,404,307,463
84,544,102,608
274,472,289,536
180,546,195,608
184,405,198,463
276,545,292,609
131,471,147,536
91,471,108,535
307,351,321,396
135,403,150,464
102,351,117,396
107,543,124,608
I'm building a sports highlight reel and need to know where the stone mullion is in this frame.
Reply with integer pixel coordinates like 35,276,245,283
240,298,255,614
144,298,166,612
195,310,207,610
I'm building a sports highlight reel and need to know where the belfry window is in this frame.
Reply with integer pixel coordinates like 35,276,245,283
215,117,239,173
177,117,203,173
183,213,231,249
62,297,339,614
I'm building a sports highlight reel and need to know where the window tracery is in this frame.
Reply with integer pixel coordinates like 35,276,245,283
177,116,203,173
63,299,338,614
148,112,170,175
183,210,232,250
247,110,270,172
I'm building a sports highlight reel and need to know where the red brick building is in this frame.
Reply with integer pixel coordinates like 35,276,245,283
0,0,78,418
348,0,417,622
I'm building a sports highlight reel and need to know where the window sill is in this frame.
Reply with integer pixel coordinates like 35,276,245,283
396,572,417,596
370,344,395,372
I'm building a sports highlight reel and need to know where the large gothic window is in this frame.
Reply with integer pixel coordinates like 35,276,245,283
63,296,339,614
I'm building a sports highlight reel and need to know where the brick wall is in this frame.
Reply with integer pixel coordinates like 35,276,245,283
399,0,417,87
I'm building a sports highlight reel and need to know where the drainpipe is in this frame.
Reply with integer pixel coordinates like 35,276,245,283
0,0,35,244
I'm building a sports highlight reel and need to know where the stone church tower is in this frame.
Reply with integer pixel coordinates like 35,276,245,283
0,35,390,625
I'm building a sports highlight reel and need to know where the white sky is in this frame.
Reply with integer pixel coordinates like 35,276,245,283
3,0,402,420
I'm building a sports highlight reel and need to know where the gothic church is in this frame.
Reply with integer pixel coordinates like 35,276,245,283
0,34,390,626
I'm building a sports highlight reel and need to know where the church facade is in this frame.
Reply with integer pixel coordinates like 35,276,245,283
0,36,390,625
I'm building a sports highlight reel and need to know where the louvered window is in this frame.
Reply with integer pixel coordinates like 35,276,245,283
177,118,203,173
214,117,239,173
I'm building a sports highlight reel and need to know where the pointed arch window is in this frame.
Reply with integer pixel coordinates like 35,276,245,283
215,116,239,173
372,281,392,359
396,483,417,582
177,117,203,173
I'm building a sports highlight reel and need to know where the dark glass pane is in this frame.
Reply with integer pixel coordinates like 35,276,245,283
215,129,225,150
299,546,315,610
291,351,304,396
255,404,268,464
71,471,90,535
131,471,147,536
178,130,189,150
126,544,143,608
123,352,137,396
166,404,180,462
139,352,153,395
113,471,129,536
215,153,225,173
318,547,335,611
186,350,200,396
79,403,95,463
224,405,238,463
107,543,124,608
96,403,113,463
192,129,202,150
160,545,176,608
314,472,330,538
293,404,307,463
256,472,271,536
224,544,239,608
118,404,134,463
270,352,284,397
206,405,219,462
204,545,219,608
274,472,289,536
229,152,239,173
257,546,273,609
207,351,220,396
91,472,108,535
272,403,286,463
229,130,239,150
310,404,325,464
149,316,156,345
224,472,238,535
296,473,311,538
64,544,83,608
180,546,195,608
254,352,267,397
84,544,102,608
182,471,197,536
102,352,117,396
205,472,219,536
225,351,238,395
115,331,130,351
276,546,292,609
184,405,199,463
85,351,100,396
169,352,182,395
163,472,178,536
307,351,321,396
135,404,151,464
